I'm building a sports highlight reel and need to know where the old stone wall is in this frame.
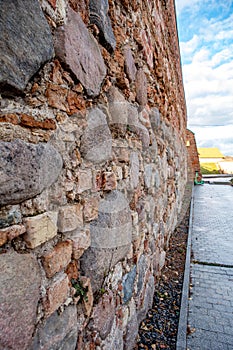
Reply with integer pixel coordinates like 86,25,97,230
0,0,188,349
186,129,201,181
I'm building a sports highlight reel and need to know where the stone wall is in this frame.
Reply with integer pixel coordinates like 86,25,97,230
186,129,201,181
0,1,188,349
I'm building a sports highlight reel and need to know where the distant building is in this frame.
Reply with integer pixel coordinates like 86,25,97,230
198,147,233,174
198,147,224,163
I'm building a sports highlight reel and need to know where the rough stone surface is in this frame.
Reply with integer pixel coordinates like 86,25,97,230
58,204,83,233
135,69,148,106
124,46,137,82
0,205,22,229
0,251,41,350
137,275,155,325
81,108,112,163
89,0,116,52
92,290,115,339
55,6,106,97
31,305,78,350
43,274,70,317
124,301,139,350
130,152,140,189
0,224,26,245
123,265,137,303
90,190,132,249
23,211,58,248
0,140,62,206
42,241,72,278
0,0,54,94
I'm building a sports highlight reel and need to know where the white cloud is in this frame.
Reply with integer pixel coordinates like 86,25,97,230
176,0,233,155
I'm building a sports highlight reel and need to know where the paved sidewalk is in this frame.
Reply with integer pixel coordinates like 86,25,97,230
187,184,233,350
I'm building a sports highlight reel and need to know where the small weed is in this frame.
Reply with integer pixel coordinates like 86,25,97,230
71,279,88,303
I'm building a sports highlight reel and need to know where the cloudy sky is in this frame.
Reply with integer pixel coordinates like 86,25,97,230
175,0,233,156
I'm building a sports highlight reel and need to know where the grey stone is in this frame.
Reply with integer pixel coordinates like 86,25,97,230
81,190,132,291
0,251,41,350
81,246,130,292
0,0,54,94
81,107,112,163
123,266,137,303
0,139,63,206
137,275,155,324
128,105,150,149
130,152,140,189
137,254,147,296
89,0,116,53
31,306,78,350
150,107,161,131
0,205,22,229
124,301,138,350
124,46,137,82
107,86,128,133
92,290,115,340
90,190,132,249
55,6,106,97
135,69,148,106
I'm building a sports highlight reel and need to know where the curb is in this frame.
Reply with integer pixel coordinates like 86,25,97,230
176,186,194,350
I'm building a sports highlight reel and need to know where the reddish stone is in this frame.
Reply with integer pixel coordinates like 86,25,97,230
0,230,7,246
0,224,26,241
68,0,89,24
43,274,70,317
65,261,79,281
135,68,148,106
0,113,19,125
48,0,56,9
54,6,106,97
46,83,69,112
20,114,56,130
102,172,117,191
92,290,115,339
42,241,73,278
0,251,41,350
67,90,86,115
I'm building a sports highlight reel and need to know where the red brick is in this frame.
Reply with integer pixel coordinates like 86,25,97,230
42,241,72,278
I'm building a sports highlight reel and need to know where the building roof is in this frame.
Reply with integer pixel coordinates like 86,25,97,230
198,147,224,159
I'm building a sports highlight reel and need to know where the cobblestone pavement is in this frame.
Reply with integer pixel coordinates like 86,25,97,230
187,184,233,350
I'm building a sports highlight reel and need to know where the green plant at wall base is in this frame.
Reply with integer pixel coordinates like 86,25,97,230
71,278,88,302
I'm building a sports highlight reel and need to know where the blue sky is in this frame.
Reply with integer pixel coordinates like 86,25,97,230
175,0,233,156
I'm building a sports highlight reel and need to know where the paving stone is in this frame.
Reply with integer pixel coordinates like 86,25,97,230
185,185,233,350
0,251,41,350
0,0,54,94
0,139,62,206
55,6,106,97
89,0,116,52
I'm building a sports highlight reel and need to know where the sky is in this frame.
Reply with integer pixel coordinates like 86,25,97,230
175,0,233,156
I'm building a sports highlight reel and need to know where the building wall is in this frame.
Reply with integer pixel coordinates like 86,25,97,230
0,1,188,349
186,129,201,181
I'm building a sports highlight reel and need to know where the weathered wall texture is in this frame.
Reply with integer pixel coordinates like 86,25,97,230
0,0,188,349
186,129,201,181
